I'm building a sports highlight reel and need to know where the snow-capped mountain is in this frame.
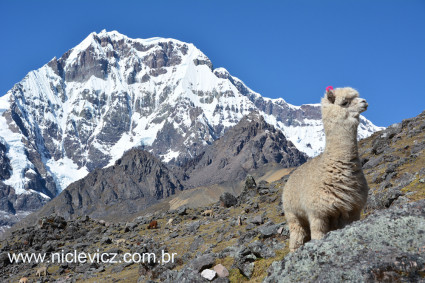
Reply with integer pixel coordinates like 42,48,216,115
0,30,382,227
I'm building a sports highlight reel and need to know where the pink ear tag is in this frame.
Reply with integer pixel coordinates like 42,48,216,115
326,86,334,92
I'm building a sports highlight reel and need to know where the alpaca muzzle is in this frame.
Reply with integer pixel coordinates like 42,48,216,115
359,100,368,112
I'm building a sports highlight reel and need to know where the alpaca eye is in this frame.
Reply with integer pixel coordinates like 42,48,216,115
341,101,350,107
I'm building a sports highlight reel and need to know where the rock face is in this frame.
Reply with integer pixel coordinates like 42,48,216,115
182,112,308,188
0,140,50,229
0,30,381,230
0,139,48,229
19,149,183,222
264,199,425,283
0,142,11,181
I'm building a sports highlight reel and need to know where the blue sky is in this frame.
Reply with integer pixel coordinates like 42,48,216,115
0,0,424,127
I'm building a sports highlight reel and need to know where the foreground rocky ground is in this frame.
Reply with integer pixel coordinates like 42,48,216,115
2,172,425,283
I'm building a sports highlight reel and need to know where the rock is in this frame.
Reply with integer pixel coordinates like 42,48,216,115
189,236,205,252
219,192,237,208
239,175,257,203
38,215,67,229
188,254,215,272
100,237,112,245
216,233,223,243
277,225,289,237
177,206,187,216
125,222,137,231
257,180,269,189
248,240,275,258
264,200,425,283
239,262,254,279
186,221,201,234
168,232,179,239
258,223,279,238
75,264,91,273
235,247,256,278
246,223,256,230
245,175,257,190
237,231,258,245
0,252,11,268
212,278,229,283
41,241,55,252
162,267,204,283
213,264,229,278
248,215,263,225
201,269,217,281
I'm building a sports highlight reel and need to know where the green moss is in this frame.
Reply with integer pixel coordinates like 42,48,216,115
250,246,290,282
229,268,247,282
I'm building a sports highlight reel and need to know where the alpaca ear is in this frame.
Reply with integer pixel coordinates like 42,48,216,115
326,90,335,104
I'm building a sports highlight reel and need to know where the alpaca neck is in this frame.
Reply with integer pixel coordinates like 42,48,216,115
323,126,359,161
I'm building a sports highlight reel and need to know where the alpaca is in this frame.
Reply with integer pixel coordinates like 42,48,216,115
166,218,174,226
282,87,369,252
19,277,29,283
147,220,158,229
36,265,47,277
114,238,126,247
201,209,214,217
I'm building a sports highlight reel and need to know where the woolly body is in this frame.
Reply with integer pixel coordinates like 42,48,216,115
282,87,369,251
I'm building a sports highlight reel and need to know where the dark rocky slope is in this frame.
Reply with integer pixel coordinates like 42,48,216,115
18,149,183,223
182,112,308,188
359,110,425,212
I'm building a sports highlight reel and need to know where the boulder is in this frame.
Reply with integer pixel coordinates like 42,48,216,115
201,269,217,281
213,264,229,278
264,200,425,283
219,192,237,208
188,254,215,272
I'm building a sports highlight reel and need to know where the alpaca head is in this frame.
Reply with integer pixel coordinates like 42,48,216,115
321,87,368,132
